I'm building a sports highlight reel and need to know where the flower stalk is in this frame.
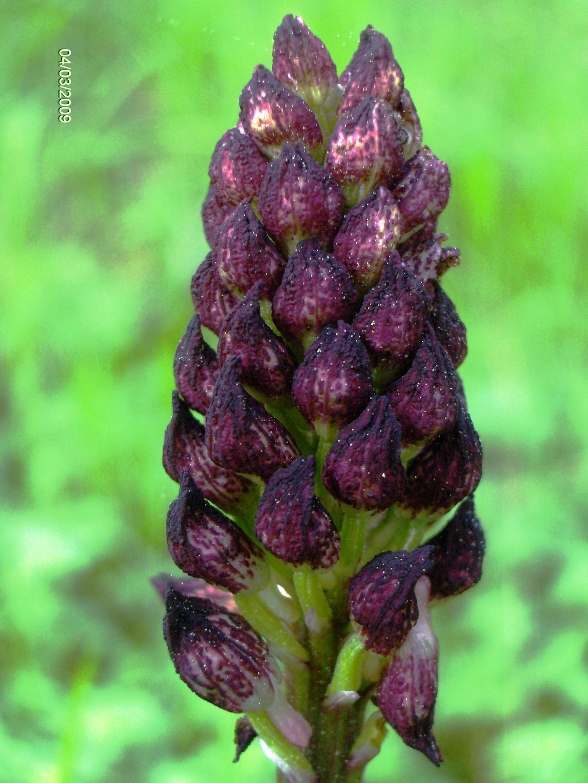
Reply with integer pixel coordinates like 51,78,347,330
157,15,485,783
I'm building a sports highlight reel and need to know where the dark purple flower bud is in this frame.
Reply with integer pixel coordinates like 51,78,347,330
394,88,422,160
391,147,450,233
256,456,340,569
398,220,460,282
163,391,255,512
209,127,269,207
333,186,402,292
239,65,323,159
258,142,344,257
426,496,485,599
272,239,359,348
272,15,338,109
352,250,430,368
338,26,404,114
400,402,483,518
427,280,468,368
201,185,237,249
348,547,434,656
152,573,239,612
377,576,442,766
325,98,405,205
291,321,374,436
215,202,286,297
205,357,301,483
234,716,257,762
164,586,279,713
167,471,269,594
322,396,406,511
173,314,219,414
385,323,459,447
191,253,238,335
217,282,295,398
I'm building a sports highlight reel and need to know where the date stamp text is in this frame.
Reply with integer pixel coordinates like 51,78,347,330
58,49,71,122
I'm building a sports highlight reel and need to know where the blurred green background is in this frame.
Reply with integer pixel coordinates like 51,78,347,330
1,0,587,781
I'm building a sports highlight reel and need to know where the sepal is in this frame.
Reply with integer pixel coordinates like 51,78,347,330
376,576,442,766
272,239,359,349
338,26,404,114
239,65,323,158
166,471,269,593
191,253,238,334
258,142,344,256
218,281,295,398
427,279,468,368
291,320,374,437
348,547,434,656
173,314,219,414
426,496,485,599
209,127,269,206
205,357,301,483
391,146,450,233
255,456,340,569
322,396,406,511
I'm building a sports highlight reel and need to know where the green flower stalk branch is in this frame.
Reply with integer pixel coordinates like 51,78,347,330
156,15,485,783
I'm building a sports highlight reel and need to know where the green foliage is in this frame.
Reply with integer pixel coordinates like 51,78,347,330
1,1,586,781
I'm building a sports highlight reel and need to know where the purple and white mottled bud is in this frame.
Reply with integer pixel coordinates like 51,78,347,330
385,323,459,447
164,586,280,713
191,253,238,335
333,186,402,292
338,26,404,114
217,282,295,398
322,396,406,511
398,220,460,282
163,391,255,512
209,127,269,206
352,250,430,368
428,280,468,368
216,202,286,298
272,15,339,110
348,547,434,656
167,472,269,594
394,88,422,160
256,456,340,569
258,142,344,256
272,239,359,348
426,496,486,599
326,98,405,205
205,357,301,483
201,185,236,249
391,147,450,233
292,321,374,436
377,576,442,766
400,402,483,518
173,314,219,414
239,65,323,159
152,573,239,613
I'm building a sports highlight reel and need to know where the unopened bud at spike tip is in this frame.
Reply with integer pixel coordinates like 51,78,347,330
338,25,404,114
239,64,324,159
